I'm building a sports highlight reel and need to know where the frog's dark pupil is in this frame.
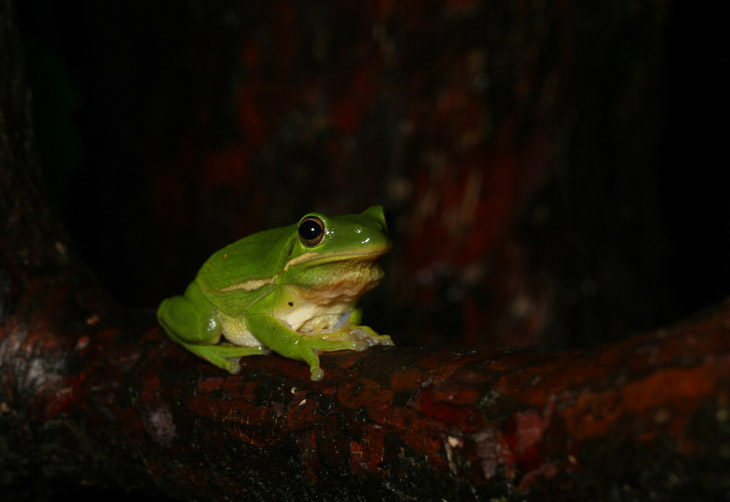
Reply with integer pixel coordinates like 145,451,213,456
298,218,324,245
299,221,320,239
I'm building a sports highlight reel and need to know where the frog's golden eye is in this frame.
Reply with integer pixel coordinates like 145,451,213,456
298,216,325,247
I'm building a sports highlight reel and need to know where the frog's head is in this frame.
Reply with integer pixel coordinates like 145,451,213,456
282,205,394,301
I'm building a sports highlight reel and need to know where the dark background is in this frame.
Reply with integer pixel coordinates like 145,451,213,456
14,0,728,352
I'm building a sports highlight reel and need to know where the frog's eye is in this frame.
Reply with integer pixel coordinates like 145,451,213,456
298,216,325,247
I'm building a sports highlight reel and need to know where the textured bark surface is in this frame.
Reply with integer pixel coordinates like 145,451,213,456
2,1,729,501
0,241,730,500
1,251,729,500
3,282,730,501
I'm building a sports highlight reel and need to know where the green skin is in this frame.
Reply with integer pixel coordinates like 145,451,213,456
157,206,394,381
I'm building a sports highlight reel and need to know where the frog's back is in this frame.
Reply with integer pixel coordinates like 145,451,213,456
195,224,296,296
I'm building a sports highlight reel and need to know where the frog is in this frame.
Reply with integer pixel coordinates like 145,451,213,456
157,205,394,381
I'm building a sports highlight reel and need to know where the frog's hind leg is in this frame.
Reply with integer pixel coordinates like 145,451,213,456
168,332,268,374
158,292,267,374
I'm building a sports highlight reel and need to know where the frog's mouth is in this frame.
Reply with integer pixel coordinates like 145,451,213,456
283,244,391,304
283,244,392,270
290,256,387,304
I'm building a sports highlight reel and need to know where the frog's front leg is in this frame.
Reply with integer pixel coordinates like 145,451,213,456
157,282,266,374
246,312,371,381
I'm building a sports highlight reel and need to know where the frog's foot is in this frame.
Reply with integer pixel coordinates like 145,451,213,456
294,329,393,381
347,325,394,347
313,326,393,350
302,335,372,352
171,335,268,374
275,336,369,382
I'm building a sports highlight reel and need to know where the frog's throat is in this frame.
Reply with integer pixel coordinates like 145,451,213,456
283,245,392,271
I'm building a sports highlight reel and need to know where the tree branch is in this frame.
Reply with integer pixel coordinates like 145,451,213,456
2,272,730,500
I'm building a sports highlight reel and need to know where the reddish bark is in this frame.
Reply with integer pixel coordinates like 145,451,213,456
3,261,730,500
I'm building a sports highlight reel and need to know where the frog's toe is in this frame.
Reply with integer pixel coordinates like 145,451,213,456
348,328,393,347
222,358,242,374
378,334,394,346
350,340,371,351
310,366,325,381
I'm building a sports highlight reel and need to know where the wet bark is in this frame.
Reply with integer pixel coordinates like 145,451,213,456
2,1,729,501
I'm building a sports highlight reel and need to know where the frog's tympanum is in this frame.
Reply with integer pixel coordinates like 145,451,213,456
157,206,394,381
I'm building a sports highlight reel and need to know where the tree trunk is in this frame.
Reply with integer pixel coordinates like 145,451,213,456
2,1,728,500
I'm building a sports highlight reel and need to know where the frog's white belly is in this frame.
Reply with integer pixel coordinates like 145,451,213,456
280,300,353,334
218,300,353,347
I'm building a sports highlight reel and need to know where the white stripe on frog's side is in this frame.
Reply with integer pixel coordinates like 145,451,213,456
215,251,322,292
219,277,276,293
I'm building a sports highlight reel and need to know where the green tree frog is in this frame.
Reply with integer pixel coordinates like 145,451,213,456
157,206,394,381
